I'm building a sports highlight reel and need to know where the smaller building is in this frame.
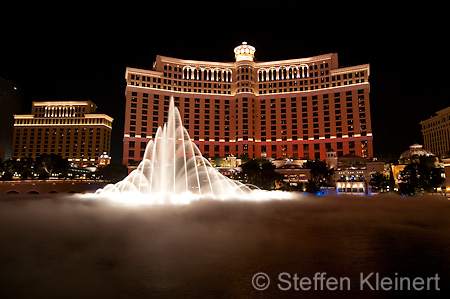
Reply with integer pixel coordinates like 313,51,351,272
325,149,338,169
275,160,311,188
216,167,240,178
13,101,113,164
420,107,450,158
443,156,450,192
334,154,383,195
98,152,112,167
399,143,435,164
392,144,436,184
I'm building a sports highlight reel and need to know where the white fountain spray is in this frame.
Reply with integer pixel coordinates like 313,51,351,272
95,97,262,204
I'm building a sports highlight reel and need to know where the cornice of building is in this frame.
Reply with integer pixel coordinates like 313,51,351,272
125,67,162,78
255,53,337,68
85,114,114,122
157,55,235,68
330,64,370,76
32,101,94,106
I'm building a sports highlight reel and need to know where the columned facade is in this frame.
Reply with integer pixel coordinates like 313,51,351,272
123,42,373,165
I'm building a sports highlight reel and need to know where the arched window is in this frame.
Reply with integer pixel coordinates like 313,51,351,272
299,65,309,78
226,70,232,82
304,65,309,77
280,67,287,80
216,69,221,81
269,69,276,81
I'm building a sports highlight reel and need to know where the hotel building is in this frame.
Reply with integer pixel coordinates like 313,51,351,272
123,42,372,165
420,106,450,157
13,101,113,162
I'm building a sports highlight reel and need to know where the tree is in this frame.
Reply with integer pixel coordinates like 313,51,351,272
34,154,70,179
240,159,281,190
303,160,333,193
240,159,260,184
305,179,320,194
398,163,419,195
95,162,128,183
418,156,444,192
238,153,250,164
0,158,34,180
398,156,444,195
304,160,332,183
0,159,14,181
388,165,396,191
259,162,281,189
369,172,390,193
16,157,34,180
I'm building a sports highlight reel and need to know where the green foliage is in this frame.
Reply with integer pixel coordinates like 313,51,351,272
398,156,444,195
35,154,70,179
303,160,332,183
95,162,128,183
240,159,282,190
0,154,71,180
305,180,320,194
302,159,333,193
239,153,250,163
369,172,394,193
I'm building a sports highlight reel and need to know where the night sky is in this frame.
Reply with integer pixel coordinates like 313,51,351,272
2,5,447,162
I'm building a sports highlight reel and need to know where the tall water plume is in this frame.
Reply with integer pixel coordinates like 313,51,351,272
95,97,254,203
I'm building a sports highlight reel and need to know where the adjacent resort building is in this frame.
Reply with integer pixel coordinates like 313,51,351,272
123,42,372,166
421,106,450,157
13,101,113,163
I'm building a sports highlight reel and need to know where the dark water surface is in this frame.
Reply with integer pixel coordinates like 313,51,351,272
0,194,449,298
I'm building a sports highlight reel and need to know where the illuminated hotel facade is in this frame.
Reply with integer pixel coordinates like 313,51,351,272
420,106,450,157
13,101,113,162
123,42,372,165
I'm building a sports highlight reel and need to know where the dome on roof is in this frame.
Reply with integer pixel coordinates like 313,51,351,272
234,42,256,62
400,144,434,160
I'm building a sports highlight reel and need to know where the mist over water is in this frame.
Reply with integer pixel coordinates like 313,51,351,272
0,194,449,298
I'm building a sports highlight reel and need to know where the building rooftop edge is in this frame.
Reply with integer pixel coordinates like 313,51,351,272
436,106,450,115
85,114,114,121
256,53,337,67
32,101,95,106
155,53,339,68
14,113,113,120
331,64,370,75
420,106,450,123
157,55,235,67
125,67,162,78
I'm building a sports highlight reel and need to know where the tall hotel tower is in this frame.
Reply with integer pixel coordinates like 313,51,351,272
13,101,113,162
123,42,372,165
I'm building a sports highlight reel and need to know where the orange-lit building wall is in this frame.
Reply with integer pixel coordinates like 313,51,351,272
123,43,372,165
13,101,113,162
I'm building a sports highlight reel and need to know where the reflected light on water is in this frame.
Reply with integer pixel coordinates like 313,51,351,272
79,190,297,206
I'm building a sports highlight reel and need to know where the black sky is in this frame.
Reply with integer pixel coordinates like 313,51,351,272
1,4,447,162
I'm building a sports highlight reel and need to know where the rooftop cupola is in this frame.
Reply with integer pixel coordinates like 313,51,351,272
234,42,255,62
